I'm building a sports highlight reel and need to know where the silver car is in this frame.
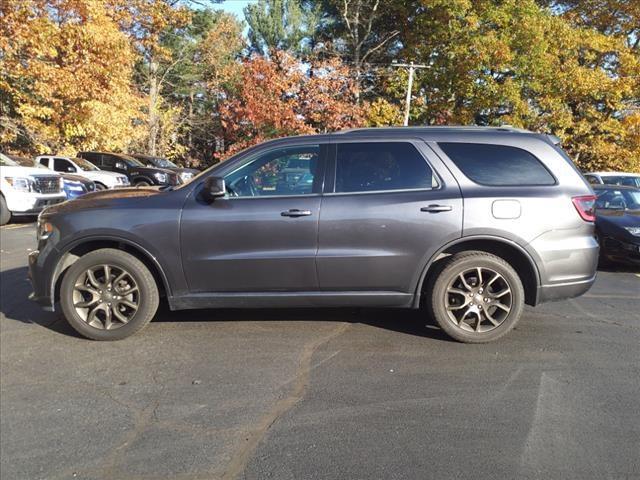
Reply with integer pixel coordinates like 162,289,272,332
29,127,598,342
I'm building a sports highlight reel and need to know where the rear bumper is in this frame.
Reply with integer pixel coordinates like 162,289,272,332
536,274,596,304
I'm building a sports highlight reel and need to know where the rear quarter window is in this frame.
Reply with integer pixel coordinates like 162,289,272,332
438,143,555,186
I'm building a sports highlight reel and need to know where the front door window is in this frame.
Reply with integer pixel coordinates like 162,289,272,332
224,145,321,197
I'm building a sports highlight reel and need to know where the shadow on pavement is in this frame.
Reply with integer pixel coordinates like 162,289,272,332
0,266,453,342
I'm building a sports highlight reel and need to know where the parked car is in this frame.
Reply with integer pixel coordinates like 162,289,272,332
130,154,198,184
0,153,66,225
36,155,129,190
585,172,640,188
10,156,96,200
29,127,598,342
77,151,179,187
593,185,640,267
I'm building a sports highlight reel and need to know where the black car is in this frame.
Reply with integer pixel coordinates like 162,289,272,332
77,152,179,187
130,154,199,184
594,185,640,267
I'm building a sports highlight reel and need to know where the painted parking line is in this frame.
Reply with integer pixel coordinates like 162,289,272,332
0,224,34,230
583,294,639,300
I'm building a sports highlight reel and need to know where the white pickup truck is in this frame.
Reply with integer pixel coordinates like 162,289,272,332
0,153,66,225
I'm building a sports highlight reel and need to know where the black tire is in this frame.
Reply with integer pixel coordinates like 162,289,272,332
94,182,107,191
60,248,159,340
135,180,151,187
0,195,11,226
427,251,525,343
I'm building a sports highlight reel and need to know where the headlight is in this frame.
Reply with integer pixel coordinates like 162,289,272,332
624,227,640,237
5,177,34,192
37,218,53,241
153,172,167,183
119,176,129,185
180,172,194,182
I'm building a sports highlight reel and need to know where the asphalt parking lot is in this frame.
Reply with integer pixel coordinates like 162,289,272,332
1,222,639,480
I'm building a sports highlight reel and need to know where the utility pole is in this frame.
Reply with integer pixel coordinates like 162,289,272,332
390,62,430,126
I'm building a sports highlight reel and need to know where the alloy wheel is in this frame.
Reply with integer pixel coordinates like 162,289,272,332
72,264,140,330
444,267,512,333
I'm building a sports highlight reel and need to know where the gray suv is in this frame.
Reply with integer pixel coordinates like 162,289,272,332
28,127,598,342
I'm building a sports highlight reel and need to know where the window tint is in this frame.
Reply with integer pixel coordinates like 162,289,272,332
225,145,321,197
38,158,49,167
602,176,640,188
439,143,555,186
335,142,434,193
53,158,74,172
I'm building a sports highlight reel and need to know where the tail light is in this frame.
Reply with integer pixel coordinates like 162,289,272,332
572,195,596,222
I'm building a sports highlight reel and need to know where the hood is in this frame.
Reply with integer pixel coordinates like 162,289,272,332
1,164,60,178
81,170,126,180
42,186,164,216
596,209,640,242
61,173,92,184
129,166,175,176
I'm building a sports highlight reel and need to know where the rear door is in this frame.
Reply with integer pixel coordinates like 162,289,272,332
317,139,463,294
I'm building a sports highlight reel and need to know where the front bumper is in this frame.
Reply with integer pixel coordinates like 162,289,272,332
601,236,640,266
28,247,59,311
6,192,66,215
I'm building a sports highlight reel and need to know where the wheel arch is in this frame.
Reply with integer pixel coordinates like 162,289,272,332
52,236,171,305
414,236,541,307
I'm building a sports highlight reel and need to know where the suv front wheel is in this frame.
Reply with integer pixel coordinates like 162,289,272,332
60,248,159,340
428,251,525,343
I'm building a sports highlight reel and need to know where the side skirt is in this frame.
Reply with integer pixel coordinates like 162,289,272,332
168,291,415,310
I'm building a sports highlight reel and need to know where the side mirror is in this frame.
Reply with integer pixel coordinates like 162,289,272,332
67,166,76,173
202,176,226,202
115,161,126,170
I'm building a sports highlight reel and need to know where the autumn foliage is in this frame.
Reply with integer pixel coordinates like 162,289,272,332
0,0,639,172
220,52,364,156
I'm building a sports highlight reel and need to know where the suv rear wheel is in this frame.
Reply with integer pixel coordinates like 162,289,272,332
428,251,524,343
60,248,159,340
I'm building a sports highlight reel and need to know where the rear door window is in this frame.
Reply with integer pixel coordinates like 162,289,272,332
438,143,555,186
334,142,435,193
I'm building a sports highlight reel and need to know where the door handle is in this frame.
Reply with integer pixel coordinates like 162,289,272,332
281,209,312,217
420,204,453,213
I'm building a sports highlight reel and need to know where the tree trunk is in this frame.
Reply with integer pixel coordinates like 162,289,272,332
148,60,159,156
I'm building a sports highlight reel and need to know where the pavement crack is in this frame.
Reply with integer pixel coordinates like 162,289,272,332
221,322,350,480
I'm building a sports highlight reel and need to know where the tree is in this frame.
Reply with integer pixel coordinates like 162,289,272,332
394,0,640,171
540,0,640,51
219,51,364,157
0,0,142,155
244,0,320,55
311,0,404,102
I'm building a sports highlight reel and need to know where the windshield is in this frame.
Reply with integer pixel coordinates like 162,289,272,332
73,157,100,171
148,157,177,168
8,155,47,169
120,155,144,167
0,154,19,166
595,188,640,210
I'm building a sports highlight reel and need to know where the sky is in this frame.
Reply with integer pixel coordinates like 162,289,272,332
216,0,256,22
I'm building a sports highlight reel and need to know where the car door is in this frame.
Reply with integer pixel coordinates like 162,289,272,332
317,139,463,294
181,142,327,293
